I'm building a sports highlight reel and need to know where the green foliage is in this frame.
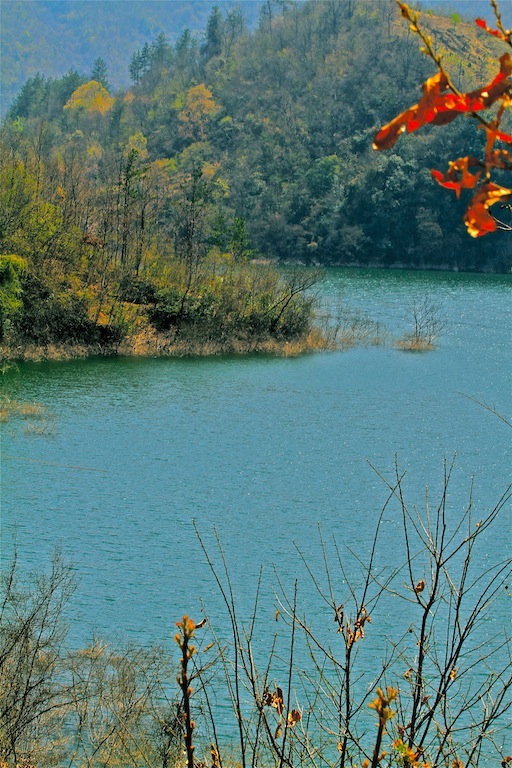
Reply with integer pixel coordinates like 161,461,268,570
0,255,25,340
90,57,109,90
1,0,510,355
148,263,315,345
6,273,122,348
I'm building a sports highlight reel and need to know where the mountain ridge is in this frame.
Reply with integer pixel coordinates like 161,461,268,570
2,0,511,118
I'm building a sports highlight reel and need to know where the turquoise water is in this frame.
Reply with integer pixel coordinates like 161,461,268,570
1,268,511,754
2,268,511,630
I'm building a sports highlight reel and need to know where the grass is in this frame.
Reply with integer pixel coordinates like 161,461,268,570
0,394,55,435
395,336,435,351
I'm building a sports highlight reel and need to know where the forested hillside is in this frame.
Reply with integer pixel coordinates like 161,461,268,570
1,0,511,357
3,0,510,120
0,0,263,118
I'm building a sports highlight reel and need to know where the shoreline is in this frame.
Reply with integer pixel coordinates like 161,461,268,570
0,328,333,364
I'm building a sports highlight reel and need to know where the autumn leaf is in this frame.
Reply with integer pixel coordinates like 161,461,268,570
263,685,285,715
431,157,482,198
274,686,284,715
374,55,512,150
373,72,449,150
372,106,417,149
287,708,302,727
464,182,512,237
486,149,512,170
475,17,511,42
409,71,450,130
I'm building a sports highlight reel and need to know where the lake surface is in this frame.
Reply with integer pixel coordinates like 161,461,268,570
1,268,511,755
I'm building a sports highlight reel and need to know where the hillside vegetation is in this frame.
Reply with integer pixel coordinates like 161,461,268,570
3,0,510,118
0,0,263,119
1,0,511,358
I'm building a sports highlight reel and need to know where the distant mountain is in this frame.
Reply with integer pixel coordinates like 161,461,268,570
0,0,262,117
1,0,510,118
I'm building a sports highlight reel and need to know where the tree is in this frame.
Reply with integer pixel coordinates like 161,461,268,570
64,80,114,116
90,57,109,90
190,457,511,768
7,75,49,121
0,552,76,766
0,552,181,768
396,295,446,350
201,5,224,62
178,83,219,142
373,1,512,237
0,255,26,340
129,43,151,84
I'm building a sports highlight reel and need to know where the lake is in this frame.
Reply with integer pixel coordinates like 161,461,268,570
1,267,511,759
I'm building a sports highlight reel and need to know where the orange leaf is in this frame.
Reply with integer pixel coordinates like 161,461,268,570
287,708,302,727
374,55,512,150
486,149,512,170
465,203,497,238
475,17,511,41
373,107,417,150
408,71,449,130
431,157,482,198
464,183,512,237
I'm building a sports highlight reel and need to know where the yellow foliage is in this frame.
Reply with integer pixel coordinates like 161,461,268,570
202,161,220,178
125,132,148,159
178,83,219,141
87,141,103,159
368,687,398,727
64,80,114,115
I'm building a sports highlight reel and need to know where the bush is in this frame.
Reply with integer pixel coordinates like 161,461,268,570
147,264,319,346
118,274,158,305
12,275,123,347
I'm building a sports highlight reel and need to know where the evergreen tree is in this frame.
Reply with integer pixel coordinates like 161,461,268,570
201,5,223,61
91,57,110,90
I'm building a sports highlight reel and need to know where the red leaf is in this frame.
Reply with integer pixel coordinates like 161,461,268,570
408,71,449,130
475,16,510,41
374,55,512,150
464,183,512,237
373,107,417,150
464,203,498,237
431,157,481,198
